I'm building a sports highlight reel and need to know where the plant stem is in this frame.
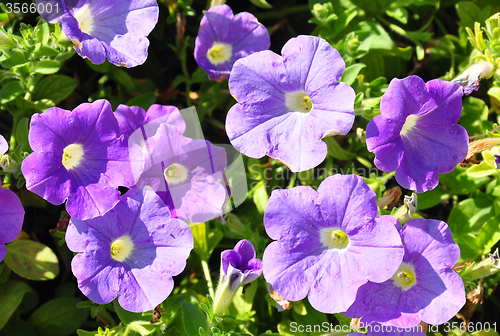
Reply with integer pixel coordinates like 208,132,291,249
180,55,192,107
201,258,215,298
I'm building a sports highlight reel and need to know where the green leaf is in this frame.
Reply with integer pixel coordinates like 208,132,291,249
34,60,61,74
112,68,135,93
181,302,208,336
324,137,356,161
477,213,500,254
251,180,268,215
456,1,482,28
0,81,24,104
4,240,59,281
191,222,209,259
439,167,490,195
16,117,32,153
126,92,157,110
417,185,450,210
250,0,272,8
27,297,88,336
0,316,38,336
340,63,365,85
386,7,408,24
0,52,26,69
0,281,32,329
460,96,492,135
448,195,494,237
32,75,77,105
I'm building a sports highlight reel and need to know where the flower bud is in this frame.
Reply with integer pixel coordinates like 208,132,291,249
453,61,494,95
392,193,417,225
0,154,19,173
459,249,500,282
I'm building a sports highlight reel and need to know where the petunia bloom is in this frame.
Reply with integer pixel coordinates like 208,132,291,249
65,188,193,313
345,218,465,327
226,35,355,172
366,76,468,193
452,61,494,95
37,0,159,67
0,188,25,262
0,135,7,154
129,123,228,223
194,4,270,81
114,104,185,139
262,174,404,314
21,100,136,220
213,239,263,315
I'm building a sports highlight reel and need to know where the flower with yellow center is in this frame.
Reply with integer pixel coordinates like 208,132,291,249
391,262,417,291
207,42,233,66
71,3,95,36
400,114,419,137
110,235,135,262
320,227,349,250
62,144,84,170
285,91,313,113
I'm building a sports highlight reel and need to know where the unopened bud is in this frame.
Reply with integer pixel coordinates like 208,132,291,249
459,249,500,282
0,154,19,173
392,193,417,224
453,61,494,95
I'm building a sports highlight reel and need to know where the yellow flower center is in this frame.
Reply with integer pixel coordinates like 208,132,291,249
207,42,233,65
62,143,84,170
285,91,313,113
72,3,95,36
400,114,419,137
320,228,349,250
164,163,189,185
110,235,135,262
392,262,417,291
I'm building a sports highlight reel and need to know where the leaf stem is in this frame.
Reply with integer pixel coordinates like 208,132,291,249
201,258,215,298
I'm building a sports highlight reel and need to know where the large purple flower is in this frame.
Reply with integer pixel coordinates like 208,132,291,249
345,219,465,327
213,239,263,314
65,188,193,313
226,35,355,172
366,76,468,193
37,0,158,67
194,4,270,81
0,188,24,262
129,123,228,223
21,100,136,220
262,174,404,313
114,104,186,139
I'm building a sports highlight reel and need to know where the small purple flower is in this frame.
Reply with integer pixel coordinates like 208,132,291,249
366,76,468,193
0,188,25,262
194,4,270,81
114,104,186,139
21,100,136,220
65,188,193,313
213,239,263,314
129,123,228,223
37,0,159,67
226,35,355,172
262,174,404,314
345,218,465,327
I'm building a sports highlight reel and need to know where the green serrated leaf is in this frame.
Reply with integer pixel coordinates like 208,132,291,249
32,75,77,105
27,297,88,336
4,240,59,281
0,281,32,329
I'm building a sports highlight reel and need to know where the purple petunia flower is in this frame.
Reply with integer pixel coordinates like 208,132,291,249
262,174,404,314
129,123,228,223
366,76,468,193
345,218,465,327
213,239,263,314
114,104,186,139
21,100,136,220
37,0,159,67
226,35,355,172
65,188,193,313
194,4,270,81
0,188,25,262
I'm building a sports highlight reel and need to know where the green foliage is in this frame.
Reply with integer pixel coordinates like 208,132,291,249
4,240,59,281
